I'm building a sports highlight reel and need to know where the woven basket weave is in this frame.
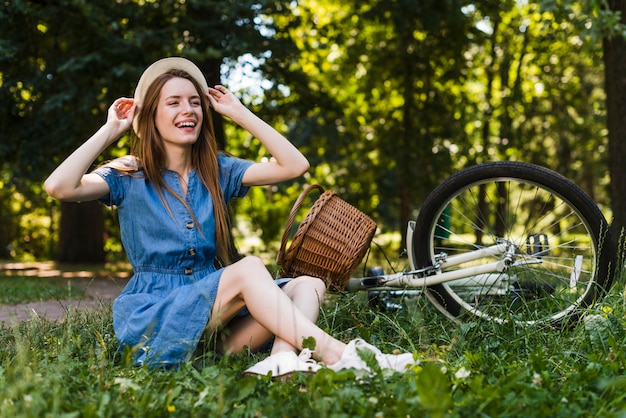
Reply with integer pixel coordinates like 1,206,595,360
277,184,377,291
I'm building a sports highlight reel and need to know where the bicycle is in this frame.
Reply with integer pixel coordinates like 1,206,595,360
343,161,617,326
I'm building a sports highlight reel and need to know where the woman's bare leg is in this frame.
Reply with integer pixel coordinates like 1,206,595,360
215,275,326,355
270,276,326,355
210,256,344,364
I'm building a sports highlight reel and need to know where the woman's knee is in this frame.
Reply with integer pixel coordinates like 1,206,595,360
225,256,267,279
219,256,271,296
287,275,326,302
235,255,266,270
212,256,273,324
306,276,327,298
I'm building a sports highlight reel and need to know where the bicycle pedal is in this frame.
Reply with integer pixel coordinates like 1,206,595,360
368,291,404,311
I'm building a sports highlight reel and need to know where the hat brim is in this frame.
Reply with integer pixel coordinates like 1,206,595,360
133,57,209,134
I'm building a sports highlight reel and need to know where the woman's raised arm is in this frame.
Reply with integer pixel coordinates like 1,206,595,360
44,98,136,202
207,85,309,186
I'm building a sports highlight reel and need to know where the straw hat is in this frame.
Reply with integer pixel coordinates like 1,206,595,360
133,57,209,134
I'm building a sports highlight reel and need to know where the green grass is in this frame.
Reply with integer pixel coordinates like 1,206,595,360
1,282,626,417
0,275,85,304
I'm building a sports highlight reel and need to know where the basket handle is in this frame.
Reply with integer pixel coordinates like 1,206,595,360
276,184,325,266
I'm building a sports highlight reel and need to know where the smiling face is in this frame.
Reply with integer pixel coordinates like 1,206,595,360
154,77,204,148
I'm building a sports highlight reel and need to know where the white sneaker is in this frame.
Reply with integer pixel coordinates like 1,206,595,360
327,339,416,373
243,349,321,377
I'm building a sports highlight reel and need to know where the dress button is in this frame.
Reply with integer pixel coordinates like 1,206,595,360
186,221,194,229
188,248,196,256
184,268,193,275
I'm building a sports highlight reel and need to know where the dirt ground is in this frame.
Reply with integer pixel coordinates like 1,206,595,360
0,262,130,325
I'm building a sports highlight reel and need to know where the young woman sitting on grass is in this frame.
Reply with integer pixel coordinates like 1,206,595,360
44,57,416,377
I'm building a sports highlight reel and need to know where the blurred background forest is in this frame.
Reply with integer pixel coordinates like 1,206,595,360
1,0,626,266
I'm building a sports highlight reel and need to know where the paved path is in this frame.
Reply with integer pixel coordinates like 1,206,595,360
0,262,130,324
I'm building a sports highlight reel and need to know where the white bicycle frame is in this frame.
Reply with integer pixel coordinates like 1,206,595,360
346,221,545,294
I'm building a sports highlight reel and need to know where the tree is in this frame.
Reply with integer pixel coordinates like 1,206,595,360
603,0,626,239
268,1,610,248
268,0,479,249
0,0,620,262
466,2,607,189
538,0,626,241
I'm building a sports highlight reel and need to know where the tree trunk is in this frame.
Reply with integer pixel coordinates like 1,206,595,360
58,201,105,264
604,0,626,243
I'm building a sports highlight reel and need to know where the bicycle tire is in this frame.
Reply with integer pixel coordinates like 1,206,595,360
412,161,615,325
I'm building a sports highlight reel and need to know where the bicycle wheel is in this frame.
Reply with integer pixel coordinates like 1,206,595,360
412,161,615,325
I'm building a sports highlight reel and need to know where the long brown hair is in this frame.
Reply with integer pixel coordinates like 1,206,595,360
113,69,233,265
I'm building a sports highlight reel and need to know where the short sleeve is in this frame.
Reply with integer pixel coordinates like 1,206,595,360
218,153,254,202
93,166,126,206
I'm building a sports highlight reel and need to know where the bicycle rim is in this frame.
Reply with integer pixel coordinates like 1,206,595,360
413,161,615,325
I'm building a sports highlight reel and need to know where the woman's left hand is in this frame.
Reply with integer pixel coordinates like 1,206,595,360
207,84,310,185
207,85,246,119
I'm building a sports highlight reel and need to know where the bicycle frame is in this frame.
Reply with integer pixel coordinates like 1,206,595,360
346,221,543,293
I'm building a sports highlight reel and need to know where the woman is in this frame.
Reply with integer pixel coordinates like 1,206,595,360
45,57,416,376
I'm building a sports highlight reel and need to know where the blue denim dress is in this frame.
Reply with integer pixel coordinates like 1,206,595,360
95,154,255,368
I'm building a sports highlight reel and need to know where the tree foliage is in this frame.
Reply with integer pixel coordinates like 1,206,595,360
538,0,626,238
267,0,480,246
265,0,609,246
0,0,619,260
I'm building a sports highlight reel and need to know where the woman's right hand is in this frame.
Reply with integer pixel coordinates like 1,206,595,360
107,98,136,139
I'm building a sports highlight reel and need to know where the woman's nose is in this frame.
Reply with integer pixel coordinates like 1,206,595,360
181,101,194,114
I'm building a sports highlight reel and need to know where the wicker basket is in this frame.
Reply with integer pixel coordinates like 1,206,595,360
277,184,377,291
